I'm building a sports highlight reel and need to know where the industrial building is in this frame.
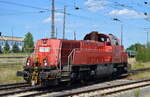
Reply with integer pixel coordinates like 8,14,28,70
0,32,24,51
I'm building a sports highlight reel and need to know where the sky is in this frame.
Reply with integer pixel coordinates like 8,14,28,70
0,0,150,48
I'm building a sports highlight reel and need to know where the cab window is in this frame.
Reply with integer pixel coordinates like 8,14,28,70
112,39,119,46
98,37,111,46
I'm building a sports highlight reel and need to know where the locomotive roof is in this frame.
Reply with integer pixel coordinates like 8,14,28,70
83,31,110,40
39,31,119,42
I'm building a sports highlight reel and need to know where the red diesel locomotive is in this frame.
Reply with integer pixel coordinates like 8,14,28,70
17,31,129,85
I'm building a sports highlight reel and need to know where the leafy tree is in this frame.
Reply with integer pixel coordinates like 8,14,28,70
128,43,150,62
24,32,34,53
136,46,146,62
3,41,10,53
147,42,150,49
12,43,20,53
146,42,150,61
126,43,145,51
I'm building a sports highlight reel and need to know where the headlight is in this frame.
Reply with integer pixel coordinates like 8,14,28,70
43,59,47,66
26,60,30,66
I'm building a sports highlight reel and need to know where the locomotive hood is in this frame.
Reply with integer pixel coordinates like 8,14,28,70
33,39,61,67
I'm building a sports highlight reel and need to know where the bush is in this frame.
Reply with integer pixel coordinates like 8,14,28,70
3,41,10,54
136,45,150,62
12,43,20,53
128,43,150,62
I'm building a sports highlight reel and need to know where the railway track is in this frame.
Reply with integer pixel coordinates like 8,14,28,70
0,68,150,97
129,68,150,73
0,82,87,97
55,79,150,97
0,82,30,91
0,85,47,97
0,82,26,87
0,80,149,97
0,79,109,97
13,78,150,97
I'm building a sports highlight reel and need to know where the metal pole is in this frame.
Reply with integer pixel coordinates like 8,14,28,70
74,31,76,40
11,27,14,45
63,6,66,39
147,32,149,47
121,24,123,45
51,0,55,38
56,27,57,39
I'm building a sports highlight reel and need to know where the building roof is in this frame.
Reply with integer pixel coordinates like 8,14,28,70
0,36,24,41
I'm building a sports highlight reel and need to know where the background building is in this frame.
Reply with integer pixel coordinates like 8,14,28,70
0,32,24,51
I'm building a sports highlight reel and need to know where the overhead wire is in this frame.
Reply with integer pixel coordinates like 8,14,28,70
0,0,99,22
106,0,150,22
0,0,149,24
55,0,112,24
0,11,47,16
0,0,50,11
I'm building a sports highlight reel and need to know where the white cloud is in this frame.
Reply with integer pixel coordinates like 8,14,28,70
42,12,63,23
42,17,62,23
67,24,85,27
84,0,110,12
55,12,63,17
92,24,99,28
66,29,73,33
109,9,146,19
25,26,33,30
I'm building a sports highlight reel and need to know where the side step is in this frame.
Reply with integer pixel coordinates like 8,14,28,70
61,66,71,82
61,71,71,82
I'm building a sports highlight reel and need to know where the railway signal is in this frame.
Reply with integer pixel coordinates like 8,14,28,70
144,28,150,47
113,18,123,45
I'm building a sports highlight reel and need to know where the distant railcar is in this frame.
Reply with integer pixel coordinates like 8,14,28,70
17,31,129,86
126,50,137,58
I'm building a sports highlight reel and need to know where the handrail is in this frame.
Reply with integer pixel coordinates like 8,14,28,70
67,48,79,71
58,42,62,71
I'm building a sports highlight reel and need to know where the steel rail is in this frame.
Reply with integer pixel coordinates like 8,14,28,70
19,89,55,97
129,68,150,73
20,90,52,97
0,82,27,88
2,85,65,97
101,83,150,96
0,86,46,96
55,79,150,97
0,84,30,91
18,83,94,97
0,56,28,58
0,67,149,96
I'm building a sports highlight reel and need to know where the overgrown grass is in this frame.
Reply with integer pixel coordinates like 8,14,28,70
0,65,24,84
144,94,150,97
134,89,141,97
0,57,26,84
0,53,31,56
128,58,150,80
128,71,150,80
128,58,150,70
0,58,26,65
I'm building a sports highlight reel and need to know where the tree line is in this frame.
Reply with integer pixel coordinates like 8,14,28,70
127,43,150,62
0,32,34,54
